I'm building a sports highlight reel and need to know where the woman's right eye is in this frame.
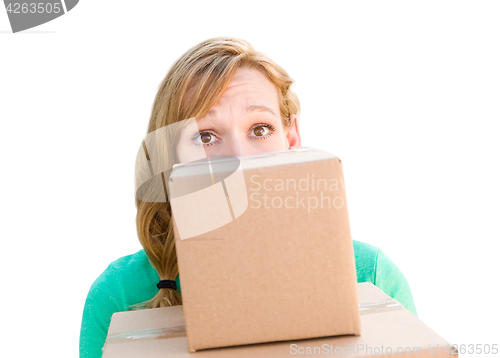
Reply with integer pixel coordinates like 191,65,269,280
192,131,219,146
201,133,212,143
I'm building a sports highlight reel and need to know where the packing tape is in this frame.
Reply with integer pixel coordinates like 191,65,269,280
104,299,404,346
359,299,404,315
105,325,187,345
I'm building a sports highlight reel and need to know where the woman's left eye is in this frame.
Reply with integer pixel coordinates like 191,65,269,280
249,125,272,138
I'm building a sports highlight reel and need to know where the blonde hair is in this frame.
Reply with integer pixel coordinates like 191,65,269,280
133,36,301,309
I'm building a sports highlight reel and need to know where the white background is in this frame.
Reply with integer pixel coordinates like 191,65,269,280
1,1,499,357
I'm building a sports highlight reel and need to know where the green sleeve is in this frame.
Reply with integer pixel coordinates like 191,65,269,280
79,250,179,358
79,267,121,358
374,249,418,316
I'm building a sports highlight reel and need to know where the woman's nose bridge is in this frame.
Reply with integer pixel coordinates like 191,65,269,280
224,130,246,157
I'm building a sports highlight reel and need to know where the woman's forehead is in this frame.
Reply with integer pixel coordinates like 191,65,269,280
223,67,277,97
182,66,280,122
210,69,278,111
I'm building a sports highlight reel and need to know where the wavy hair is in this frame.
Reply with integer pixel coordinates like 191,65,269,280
132,36,301,309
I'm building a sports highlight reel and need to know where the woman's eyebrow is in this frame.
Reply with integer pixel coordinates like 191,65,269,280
246,105,277,117
203,105,277,119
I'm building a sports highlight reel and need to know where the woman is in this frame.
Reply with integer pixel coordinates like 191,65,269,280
79,37,417,358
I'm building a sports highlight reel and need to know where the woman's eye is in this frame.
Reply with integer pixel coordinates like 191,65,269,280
250,125,270,137
193,132,219,146
200,133,213,143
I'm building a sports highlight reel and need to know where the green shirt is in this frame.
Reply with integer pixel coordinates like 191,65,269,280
79,240,417,358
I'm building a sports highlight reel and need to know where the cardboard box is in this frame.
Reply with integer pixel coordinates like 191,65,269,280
167,148,361,352
102,282,457,357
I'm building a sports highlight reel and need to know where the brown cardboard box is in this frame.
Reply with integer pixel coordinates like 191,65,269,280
167,148,361,352
102,282,457,357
